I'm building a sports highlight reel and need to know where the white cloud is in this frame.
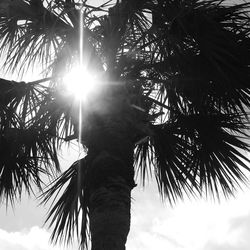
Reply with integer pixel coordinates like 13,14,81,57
127,183,250,250
0,227,75,250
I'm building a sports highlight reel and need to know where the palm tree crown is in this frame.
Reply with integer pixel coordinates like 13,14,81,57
0,0,250,249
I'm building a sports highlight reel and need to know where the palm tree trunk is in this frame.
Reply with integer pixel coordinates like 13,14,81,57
83,87,137,249
88,151,134,250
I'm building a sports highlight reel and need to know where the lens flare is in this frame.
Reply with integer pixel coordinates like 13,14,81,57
63,66,97,101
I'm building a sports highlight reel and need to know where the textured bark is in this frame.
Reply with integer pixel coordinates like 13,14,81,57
82,81,138,249
88,152,134,250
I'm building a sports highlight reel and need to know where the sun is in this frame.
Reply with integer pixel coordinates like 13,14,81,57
63,66,97,101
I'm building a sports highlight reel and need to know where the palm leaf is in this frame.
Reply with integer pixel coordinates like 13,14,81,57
0,124,60,204
135,111,250,202
0,77,79,204
0,0,73,75
135,124,197,204
42,157,90,249
0,78,60,203
176,112,250,198
122,0,250,116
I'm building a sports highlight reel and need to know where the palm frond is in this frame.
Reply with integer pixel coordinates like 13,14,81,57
41,157,90,249
0,77,48,118
0,123,60,204
122,0,250,116
0,77,60,203
0,0,73,75
176,112,250,198
135,124,197,204
0,77,80,204
135,111,250,202
0,76,76,142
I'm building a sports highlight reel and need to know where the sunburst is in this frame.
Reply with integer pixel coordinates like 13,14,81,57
63,66,98,102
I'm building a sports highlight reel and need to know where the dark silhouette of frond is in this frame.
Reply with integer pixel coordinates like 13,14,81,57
42,157,90,249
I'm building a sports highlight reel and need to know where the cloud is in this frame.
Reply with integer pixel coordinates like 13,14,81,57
127,183,250,250
204,212,250,250
0,227,75,250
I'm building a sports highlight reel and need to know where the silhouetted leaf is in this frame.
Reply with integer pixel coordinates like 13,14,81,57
42,157,90,249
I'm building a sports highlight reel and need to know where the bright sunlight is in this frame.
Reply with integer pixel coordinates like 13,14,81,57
63,66,98,101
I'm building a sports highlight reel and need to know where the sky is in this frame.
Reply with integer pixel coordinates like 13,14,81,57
1,0,250,250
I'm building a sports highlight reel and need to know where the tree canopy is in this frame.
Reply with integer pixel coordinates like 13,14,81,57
0,0,250,248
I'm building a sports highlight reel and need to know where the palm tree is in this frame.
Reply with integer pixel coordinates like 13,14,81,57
0,0,250,249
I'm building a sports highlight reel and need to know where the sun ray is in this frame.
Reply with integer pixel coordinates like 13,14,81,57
79,5,83,145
